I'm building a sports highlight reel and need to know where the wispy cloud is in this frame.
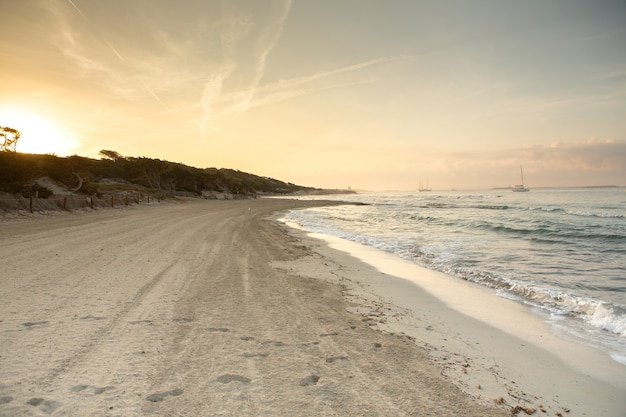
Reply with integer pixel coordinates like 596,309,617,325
230,0,292,116
212,57,404,114
433,138,626,187
187,0,413,140
259,55,411,94
141,54,406,125
62,0,127,64
198,53,411,137
66,0,87,21
199,0,292,140
45,0,169,109
66,0,167,109
48,0,411,141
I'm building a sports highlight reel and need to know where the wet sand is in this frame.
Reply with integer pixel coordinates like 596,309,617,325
0,198,604,416
279,228,626,417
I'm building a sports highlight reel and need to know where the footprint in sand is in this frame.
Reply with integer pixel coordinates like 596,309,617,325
145,388,183,402
217,374,251,384
128,320,153,325
78,315,106,321
26,398,62,414
299,375,320,386
71,385,114,395
205,327,229,332
261,340,286,347
325,356,349,363
242,352,269,358
22,321,49,328
0,396,13,405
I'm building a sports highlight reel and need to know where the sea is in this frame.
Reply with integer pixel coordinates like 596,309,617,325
280,187,626,365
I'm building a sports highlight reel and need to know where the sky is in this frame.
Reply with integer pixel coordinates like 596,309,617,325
1,0,625,190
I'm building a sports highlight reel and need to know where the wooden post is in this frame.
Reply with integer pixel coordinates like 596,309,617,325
125,195,129,206
63,197,67,210
91,195,94,209
30,195,34,213
111,195,115,208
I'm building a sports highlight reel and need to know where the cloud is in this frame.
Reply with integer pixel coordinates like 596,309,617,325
463,138,626,174
43,0,412,141
428,138,626,187
199,54,410,126
200,0,292,139
63,0,169,109
197,0,413,140
230,0,292,115
539,138,626,171
45,0,194,108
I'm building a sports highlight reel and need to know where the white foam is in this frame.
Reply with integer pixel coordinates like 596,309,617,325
306,230,626,387
586,303,626,336
610,353,626,366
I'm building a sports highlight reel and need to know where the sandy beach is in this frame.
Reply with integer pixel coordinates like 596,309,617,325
0,199,622,416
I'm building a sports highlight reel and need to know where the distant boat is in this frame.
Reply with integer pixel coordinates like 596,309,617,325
419,177,432,192
512,166,530,192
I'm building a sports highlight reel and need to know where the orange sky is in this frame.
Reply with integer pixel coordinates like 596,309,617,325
1,0,625,190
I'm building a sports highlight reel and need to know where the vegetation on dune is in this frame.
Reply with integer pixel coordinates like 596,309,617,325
0,150,318,199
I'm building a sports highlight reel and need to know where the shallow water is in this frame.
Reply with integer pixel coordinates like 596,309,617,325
283,188,626,364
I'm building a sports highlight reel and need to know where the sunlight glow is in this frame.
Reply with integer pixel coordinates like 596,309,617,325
0,108,80,156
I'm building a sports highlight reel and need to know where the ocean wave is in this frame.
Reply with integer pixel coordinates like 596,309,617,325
284,196,626,341
472,221,626,243
472,205,509,210
529,206,564,213
610,353,626,366
417,203,509,210
565,209,625,219
585,303,626,336
499,282,626,336
528,205,624,219
435,265,626,337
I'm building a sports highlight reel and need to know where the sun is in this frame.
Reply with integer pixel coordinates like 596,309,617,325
0,108,81,156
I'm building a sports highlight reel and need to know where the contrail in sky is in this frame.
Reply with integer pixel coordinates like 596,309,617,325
261,55,413,94
67,0,87,20
66,0,168,109
67,0,124,62
140,81,169,109
231,0,293,116
145,54,410,123
201,0,293,140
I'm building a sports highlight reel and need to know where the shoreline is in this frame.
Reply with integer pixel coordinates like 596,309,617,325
274,213,626,416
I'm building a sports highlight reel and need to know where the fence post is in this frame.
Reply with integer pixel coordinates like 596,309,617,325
63,197,67,210
125,195,129,206
30,195,34,213
111,195,115,208
91,195,94,209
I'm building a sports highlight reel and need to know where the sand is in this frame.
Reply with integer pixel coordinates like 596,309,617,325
0,198,621,416
277,228,626,417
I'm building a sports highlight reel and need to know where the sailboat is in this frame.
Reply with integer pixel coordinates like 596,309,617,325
419,177,432,192
512,166,530,192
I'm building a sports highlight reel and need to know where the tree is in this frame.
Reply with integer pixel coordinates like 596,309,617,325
99,149,125,161
0,126,21,152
